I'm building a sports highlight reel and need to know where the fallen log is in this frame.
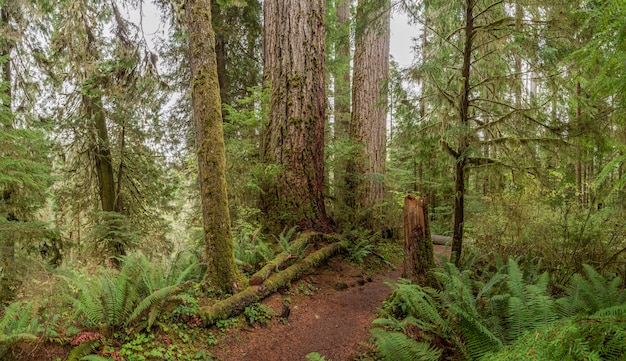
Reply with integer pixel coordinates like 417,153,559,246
248,232,314,286
199,240,345,326
431,234,452,246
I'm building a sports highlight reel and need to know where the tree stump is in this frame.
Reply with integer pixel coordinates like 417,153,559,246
402,195,435,285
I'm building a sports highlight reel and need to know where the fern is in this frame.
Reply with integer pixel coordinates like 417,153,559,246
483,316,626,361
66,339,101,361
558,264,626,317
128,284,180,327
371,328,441,361
61,253,202,334
0,302,42,358
81,355,115,361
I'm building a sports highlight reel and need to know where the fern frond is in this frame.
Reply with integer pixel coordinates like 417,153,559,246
127,284,180,327
371,328,441,361
81,355,115,361
559,264,626,316
593,303,626,318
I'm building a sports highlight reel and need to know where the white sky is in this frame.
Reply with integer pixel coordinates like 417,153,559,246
390,11,420,68
135,2,420,68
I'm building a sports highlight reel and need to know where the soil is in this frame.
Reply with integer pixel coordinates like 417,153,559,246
9,245,450,361
210,244,450,361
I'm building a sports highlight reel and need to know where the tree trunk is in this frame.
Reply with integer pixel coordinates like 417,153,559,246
451,0,475,267
84,92,126,264
0,4,15,302
210,0,228,116
334,0,351,140
402,195,435,285
187,0,238,293
349,0,390,218
261,0,331,233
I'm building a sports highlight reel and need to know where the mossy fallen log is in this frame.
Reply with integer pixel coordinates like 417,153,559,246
248,232,314,285
199,240,345,326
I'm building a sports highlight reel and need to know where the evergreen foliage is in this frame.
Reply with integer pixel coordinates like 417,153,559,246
483,316,626,361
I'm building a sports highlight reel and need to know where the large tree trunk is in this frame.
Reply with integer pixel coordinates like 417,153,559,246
349,0,390,220
261,0,331,233
334,0,351,138
402,195,435,285
451,0,475,267
187,0,238,293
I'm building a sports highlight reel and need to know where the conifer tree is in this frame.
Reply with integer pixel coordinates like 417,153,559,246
261,0,331,233
187,0,238,292
0,0,53,302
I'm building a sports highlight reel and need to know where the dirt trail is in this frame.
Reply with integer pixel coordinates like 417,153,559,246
211,245,449,361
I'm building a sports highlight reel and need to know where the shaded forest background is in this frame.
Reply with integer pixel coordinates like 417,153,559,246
1,0,626,359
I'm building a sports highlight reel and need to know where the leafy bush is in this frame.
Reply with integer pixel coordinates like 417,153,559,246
243,303,273,326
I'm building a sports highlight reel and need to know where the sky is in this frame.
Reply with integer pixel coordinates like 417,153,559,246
134,2,420,69
390,11,420,68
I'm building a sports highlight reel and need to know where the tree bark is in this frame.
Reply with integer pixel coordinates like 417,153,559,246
451,0,475,267
261,0,331,233
402,195,435,285
187,0,238,293
349,0,390,218
334,0,351,138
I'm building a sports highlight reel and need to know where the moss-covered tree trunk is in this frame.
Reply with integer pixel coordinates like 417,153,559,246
0,3,15,302
186,0,238,293
261,0,331,233
451,0,475,267
348,0,390,225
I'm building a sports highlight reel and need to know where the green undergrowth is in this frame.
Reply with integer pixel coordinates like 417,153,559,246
370,258,626,360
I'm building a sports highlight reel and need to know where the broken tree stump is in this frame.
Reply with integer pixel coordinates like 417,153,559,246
402,195,435,285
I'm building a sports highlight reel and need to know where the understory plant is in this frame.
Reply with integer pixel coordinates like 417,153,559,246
372,258,626,360
60,252,203,337
0,302,42,358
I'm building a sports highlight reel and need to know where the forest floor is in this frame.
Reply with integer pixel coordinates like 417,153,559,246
12,244,449,361
210,244,450,361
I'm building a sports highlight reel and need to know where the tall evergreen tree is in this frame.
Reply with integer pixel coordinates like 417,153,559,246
261,0,331,233
0,0,53,302
186,0,238,293
348,0,390,228
49,0,172,264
